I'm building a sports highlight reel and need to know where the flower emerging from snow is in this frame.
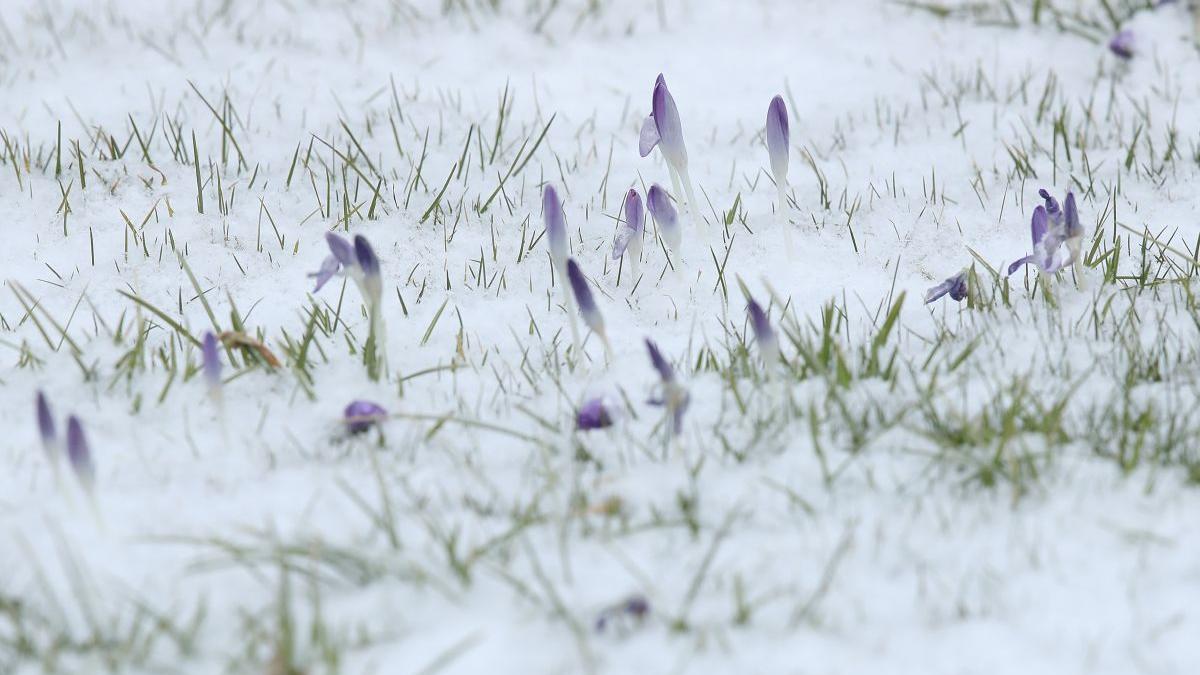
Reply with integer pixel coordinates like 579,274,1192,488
576,397,614,431
1007,188,1084,278
766,95,790,189
646,183,681,256
746,298,779,364
543,184,569,275
201,331,222,399
925,270,968,304
645,338,689,436
612,188,645,274
66,415,94,490
639,75,699,228
1109,30,1134,60
566,258,611,354
343,400,387,434
36,390,57,459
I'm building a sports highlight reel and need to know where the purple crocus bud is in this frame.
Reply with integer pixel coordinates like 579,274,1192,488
1109,30,1134,60
576,397,614,431
36,390,56,457
343,400,387,434
66,415,94,489
645,338,689,436
612,188,645,262
649,75,688,172
201,331,221,395
924,270,969,304
566,258,606,340
354,235,383,311
766,95,790,186
746,298,779,364
646,183,681,254
543,184,569,271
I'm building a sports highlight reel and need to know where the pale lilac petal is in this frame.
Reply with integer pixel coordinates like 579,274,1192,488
638,115,660,158
766,95,789,182
325,232,355,266
309,254,341,292
543,184,568,267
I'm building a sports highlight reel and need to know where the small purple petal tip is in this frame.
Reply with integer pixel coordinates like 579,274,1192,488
344,400,387,434
576,397,614,431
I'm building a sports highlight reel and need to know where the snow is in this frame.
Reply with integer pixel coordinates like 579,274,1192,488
1,0,1199,673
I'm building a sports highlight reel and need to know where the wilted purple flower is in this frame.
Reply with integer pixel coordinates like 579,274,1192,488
612,189,645,271
566,258,610,352
201,331,221,396
66,415,94,489
746,298,779,364
766,95,790,187
646,183,681,254
543,184,569,272
576,397,614,431
36,390,57,458
925,270,968,304
1109,30,1134,60
645,338,689,436
1009,188,1086,277
595,594,650,633
308,232,358,292
343,400,387,434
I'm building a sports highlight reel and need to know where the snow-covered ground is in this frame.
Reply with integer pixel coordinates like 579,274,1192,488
2,0,1200,672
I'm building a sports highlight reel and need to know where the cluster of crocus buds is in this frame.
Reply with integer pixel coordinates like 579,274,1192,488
645,338,690,436
1007,188,1084,280
343,400,388,434
35,390,94,492
640,75,701,234
611,188,645,277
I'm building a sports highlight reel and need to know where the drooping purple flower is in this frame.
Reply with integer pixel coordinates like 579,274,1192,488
343,400,387,434
36,390,56,458
543,184,568,272
309,232,358,292
1109,30,1134,60
354,234,382,305
566,258,606,341
612,188,645,264
66,415,94,489
201,331,221,394
924,270,969,304
746,298,779,364
766,95,790,186
646,183,681,254
576,397,614,431
645,338,689,436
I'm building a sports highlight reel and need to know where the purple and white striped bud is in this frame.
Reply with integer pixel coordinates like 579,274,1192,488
354,235,382,306
201,331,222,398
66,415,94,490
36,390,57,458
576,397,614,431
646,184,681,254
543,184,569,272
746,298,779,364
647,75,688,173
566,258,606,341
765,95,790,187
343,400,387,434
612,189,645,271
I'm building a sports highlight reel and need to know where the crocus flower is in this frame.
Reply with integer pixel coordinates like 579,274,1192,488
646,183,682,256
343,400,387,434
746,298,779,365
36,390,57,459
1007,206,1062,276
66,415,94,490
595,594,650,633
612,188,645,275
576,397,614,431
543,184,569,274
309,232,358,292
1061,191,1085,274
1109,30,1134,60
354,235,382,308
1008,188,1086,279
201,331,222,399
925,270,968,304
766,95,790,190
566,258,611,354
639,75,699,228
645,338,689,436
